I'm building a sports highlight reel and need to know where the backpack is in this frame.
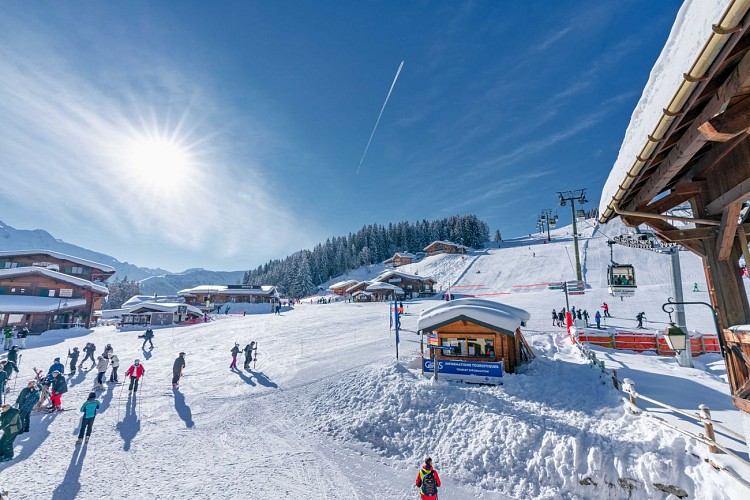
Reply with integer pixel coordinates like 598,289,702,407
421,470,437,496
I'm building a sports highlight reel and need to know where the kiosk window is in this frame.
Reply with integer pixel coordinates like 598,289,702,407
467,338,495,358
441,338,465,356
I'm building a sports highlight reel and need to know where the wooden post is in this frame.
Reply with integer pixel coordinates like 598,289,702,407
623,378,637,409
699,404,719,453
610,331,616,349
612,369,620,390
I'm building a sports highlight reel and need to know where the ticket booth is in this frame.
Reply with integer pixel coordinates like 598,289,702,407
418,298,533,383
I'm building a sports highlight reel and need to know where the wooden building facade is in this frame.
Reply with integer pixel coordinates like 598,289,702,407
0,250,116,283
374,270,437,299
423,241,468,256
178,284,279,308
384,252,416,267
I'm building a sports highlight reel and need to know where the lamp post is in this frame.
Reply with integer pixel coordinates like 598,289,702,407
662,298,701,368
662,296,725,357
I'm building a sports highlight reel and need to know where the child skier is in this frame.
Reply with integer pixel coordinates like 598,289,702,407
230,343,240,370
77,392,100,445
415,457,441,500
125,359,145,395
172,352,185,388
48,370,67,412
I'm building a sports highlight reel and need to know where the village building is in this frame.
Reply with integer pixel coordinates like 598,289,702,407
351,290,374,302
345,281,371,295
119,302,203,328
383,252,416,267
423,241,468,255
417,298,533,382
0,249,116,283
178,284,279,308
373,270,437,299
328,279,359,295
365,281,405,301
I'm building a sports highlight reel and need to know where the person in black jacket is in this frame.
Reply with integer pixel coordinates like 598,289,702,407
172,352,185,388
141,329,154,350
48,371,68,412
80,343,96,368
68,347,80,375
243,342,255,369
15,381,40,433
7,346,20,366
0,404,22,461
2,360,18,379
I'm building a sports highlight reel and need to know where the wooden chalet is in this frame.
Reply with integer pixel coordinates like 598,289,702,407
365,282,404,301
351,290,374,302
423,241,468,256
0,267,109,331
345,281,371,295
328,280,358,296
119,302,203,328
373,270,437,299
0,250,116,283
383,252,416,267
178,284,279,308
598,0,750,445
417,298,533,380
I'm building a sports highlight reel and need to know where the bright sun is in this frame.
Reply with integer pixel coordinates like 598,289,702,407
128,137,191,184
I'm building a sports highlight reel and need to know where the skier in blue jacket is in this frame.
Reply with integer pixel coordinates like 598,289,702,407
77,392,100,444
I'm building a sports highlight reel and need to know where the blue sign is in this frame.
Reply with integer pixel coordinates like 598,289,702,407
423,358,503,384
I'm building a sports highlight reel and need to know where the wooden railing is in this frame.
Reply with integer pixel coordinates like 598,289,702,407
575,328,721,355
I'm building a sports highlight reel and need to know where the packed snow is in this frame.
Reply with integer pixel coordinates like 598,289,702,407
1,220,749,499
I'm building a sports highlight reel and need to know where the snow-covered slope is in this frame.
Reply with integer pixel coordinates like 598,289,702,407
1,219,748,499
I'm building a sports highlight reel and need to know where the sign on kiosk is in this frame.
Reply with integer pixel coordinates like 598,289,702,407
423,357,503,385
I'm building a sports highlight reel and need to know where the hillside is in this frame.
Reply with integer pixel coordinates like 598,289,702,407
1,219,748,499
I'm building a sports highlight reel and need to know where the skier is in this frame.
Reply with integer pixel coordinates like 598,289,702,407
141,328,155,350
172,352,185,388
595,311,602,329
76,392,100,445
415,457,441,500
0,404,22,462
7,346,20,366
571,306,576,318
102,344,114,359
47,357,65,376
125,359,145,396
693,282,700,292
48,370,67,411
551,309,557,326
94,356,108,389
636,312,646,329
602,302,611,318
109,354,120,383
243,342,255,369
2,359,18,380
0,365,7,406
576,310,583,321
230,343,240,370
67,347,80,375
80,342,96,368
17,326,29,349
15,380,39,434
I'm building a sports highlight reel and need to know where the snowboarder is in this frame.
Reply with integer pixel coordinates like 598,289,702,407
551,309,557,326
80,343,96,368
47,357,65,376
125,359,145,395
94,356,108,389
76,392,100,445
636,312,646,329
0,404,22,462
17,326,28,349
109,354,120,383
68,347,80,375
243,342,255,369
15,381,39,434
172,352,185,388
48,370,67,411
230,343,240,370
141,328,155,350
595,311,602,329
602,302,611,318
415,457,441,500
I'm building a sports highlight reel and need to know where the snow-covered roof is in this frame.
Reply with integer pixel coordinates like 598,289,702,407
0,267,109,295
374,269,436,283
0,295,87,313
393,252,415,259
177,285,277,296
0,249,116,273
599,0,736,219
345,281,372,293
122,295,182,309
328,280,358,290
417,298,530,335
424,240,468,251
366,282,405,294
351,290,373,296
127,302,203,316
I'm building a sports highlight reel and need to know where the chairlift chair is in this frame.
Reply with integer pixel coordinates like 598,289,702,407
607,241,637,298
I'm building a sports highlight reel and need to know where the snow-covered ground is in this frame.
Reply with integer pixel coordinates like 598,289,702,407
1,220,749,499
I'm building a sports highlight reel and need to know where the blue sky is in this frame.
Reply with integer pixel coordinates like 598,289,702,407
0,0,682,271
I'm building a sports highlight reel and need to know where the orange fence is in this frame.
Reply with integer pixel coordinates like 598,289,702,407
574,328,721,356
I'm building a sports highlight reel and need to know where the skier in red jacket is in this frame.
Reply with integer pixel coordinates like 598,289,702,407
125,359,145,396
415,457,441,500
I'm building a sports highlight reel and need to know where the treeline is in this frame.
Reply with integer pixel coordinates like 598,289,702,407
243,215,490,298
102,276,141,309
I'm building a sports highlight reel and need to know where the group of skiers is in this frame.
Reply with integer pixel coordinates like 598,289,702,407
3,326,28,351
551,302,615,329
230,342,257,370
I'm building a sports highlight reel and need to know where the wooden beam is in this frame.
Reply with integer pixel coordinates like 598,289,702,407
660,226,721,242
717,203,742,260
628,47,750,210
698,96,750,142
643,181,707,214
705,177,750,214
738,226,750,272
643,219,704,255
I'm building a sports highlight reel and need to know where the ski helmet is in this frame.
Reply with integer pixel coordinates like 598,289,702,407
134,359,140,364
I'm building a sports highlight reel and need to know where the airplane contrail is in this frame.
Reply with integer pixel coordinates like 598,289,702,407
356,60,404,173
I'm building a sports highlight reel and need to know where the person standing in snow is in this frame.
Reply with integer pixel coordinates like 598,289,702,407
415,457,441,500
595,311,602,329
636,312,645,329
17,326,28,349
582,310,589,327
94,356,108,389
551,309,557,326
0,365,8,406
3,327,13,351
77,392,100,445
15,381,39,434
7,346,20,367
243,342,255,369
141,328,154,350
602,302,611,317
80,343,96,368
47,357,65,376
230,343,240,370
125,359,145,396
172,352,185,388
102,344,113,360
68,347,80,375
0,404,22,462
48,370,67,411
109,354,120,383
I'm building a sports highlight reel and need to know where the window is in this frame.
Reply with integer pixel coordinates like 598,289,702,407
3,261,20,269
439,335,496,359
467,338,495,358
441,337,466,357
70,266,85,275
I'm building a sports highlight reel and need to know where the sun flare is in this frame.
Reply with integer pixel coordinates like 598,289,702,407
128,137,191,184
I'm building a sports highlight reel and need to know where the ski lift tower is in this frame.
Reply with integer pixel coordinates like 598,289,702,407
539,209,556,242
558,189,587,282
